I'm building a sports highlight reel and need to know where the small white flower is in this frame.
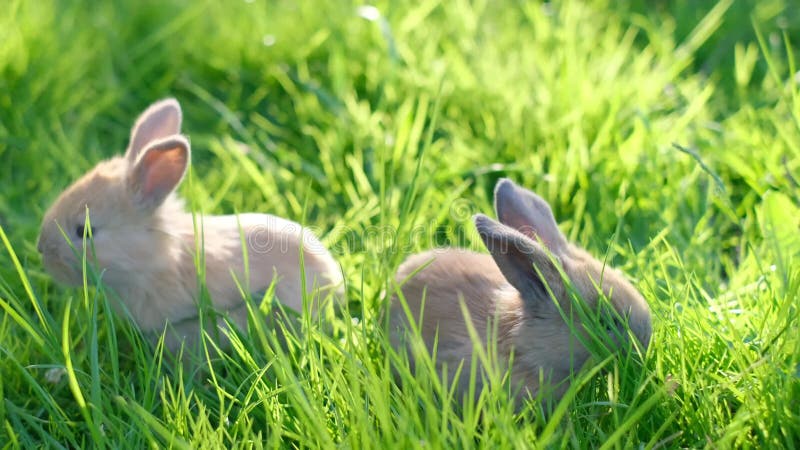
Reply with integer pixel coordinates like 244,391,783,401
357,5,381,22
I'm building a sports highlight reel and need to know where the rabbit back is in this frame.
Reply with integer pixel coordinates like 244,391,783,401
391,249,523,389
199,213,342,314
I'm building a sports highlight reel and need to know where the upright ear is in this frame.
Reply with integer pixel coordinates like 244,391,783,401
494,178,568,255
126,98,183,164
128,136,190,209
474,214,564,306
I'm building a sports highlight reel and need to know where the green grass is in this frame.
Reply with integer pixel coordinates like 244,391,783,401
2,0,800,447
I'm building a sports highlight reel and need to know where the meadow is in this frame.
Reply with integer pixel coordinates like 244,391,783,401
1,0,800,447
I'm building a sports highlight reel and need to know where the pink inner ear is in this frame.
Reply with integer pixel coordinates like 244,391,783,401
139,145,187,200
127,100,182,164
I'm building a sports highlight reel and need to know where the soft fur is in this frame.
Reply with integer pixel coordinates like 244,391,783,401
38,99,343,352
390,178,651,403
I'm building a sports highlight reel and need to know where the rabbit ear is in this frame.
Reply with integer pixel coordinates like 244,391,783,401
494,178,568,255
474,214,562,306
126,99,182,165
128,136,190,209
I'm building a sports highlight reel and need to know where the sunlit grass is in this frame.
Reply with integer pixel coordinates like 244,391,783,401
1,0,799,447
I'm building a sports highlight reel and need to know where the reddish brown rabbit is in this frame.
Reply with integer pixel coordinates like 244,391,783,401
38,99,342,353
390,179,651,402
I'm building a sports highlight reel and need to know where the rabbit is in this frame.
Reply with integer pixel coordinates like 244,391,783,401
37,98,343,354
390,178,651,403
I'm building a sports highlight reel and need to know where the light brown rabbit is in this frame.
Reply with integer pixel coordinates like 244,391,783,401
38,99,343,353
390,178,651,402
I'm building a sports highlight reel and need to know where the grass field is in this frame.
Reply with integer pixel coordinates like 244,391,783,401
2,0,800,447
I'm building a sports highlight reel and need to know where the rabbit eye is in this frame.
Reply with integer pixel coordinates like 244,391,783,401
75,224,94,238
